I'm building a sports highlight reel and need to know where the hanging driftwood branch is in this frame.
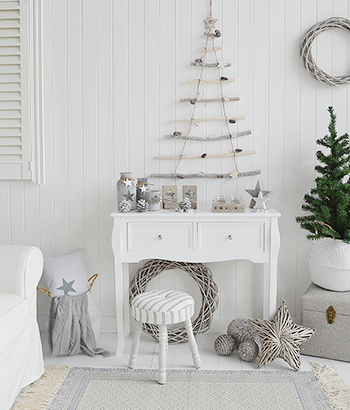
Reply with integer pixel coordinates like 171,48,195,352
164,130,251,141
174,116,245,122
191,62,231,67
180,97,239,103
186,78,235,83
150,170,261,179
157,150,256,160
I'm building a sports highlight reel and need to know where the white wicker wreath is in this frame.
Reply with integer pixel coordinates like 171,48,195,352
301,17,350,86
129,259,219,344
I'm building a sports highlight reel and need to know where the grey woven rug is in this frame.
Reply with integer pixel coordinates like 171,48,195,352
14,365,344,410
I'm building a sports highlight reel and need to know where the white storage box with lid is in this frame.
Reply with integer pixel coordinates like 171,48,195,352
301,283,350,362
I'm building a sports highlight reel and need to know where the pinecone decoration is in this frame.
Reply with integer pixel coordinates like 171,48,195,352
179,197,192,212
119,199,131,213
136,199,150,212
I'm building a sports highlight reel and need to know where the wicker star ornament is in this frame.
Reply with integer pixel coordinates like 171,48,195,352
248,301,315,371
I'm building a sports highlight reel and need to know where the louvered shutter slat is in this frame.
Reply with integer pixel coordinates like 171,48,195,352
0,0,30,179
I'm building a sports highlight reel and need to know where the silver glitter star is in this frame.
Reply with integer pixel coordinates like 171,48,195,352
185,189,195,200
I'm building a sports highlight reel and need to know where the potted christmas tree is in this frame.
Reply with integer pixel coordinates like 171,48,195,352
296,106,350,291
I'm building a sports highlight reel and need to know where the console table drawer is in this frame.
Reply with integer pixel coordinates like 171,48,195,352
127,222,193,252
198,222,264,251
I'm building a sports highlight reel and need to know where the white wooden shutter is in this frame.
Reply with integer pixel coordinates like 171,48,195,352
0,0,44,182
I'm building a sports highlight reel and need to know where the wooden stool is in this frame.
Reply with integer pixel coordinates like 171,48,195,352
128,289,201,384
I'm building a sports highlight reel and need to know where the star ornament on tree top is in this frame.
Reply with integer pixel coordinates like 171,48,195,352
249,300,315,371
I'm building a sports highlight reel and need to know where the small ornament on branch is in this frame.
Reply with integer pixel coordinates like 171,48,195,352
119,199,131,213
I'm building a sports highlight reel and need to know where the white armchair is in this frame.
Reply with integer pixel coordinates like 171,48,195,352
0,245,44,410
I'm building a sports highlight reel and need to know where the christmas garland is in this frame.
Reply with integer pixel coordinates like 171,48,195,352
301,17,350,86
129,259,219,344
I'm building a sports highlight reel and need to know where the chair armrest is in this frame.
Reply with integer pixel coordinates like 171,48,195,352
0,246,43,304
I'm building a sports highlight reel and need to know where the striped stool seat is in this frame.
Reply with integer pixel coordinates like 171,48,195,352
129,289,201,384
131,289,195,325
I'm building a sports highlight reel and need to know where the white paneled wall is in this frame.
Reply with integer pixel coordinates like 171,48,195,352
1,0,350,331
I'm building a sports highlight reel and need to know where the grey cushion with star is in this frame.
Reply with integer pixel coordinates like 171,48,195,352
43,249,90,297
248,300,315,371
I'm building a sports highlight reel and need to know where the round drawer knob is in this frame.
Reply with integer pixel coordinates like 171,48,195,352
158,234,163,240
228,234,233,240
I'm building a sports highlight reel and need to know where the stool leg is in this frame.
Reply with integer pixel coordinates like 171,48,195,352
185,318,201,369
158,324,167,385
129,321,142,369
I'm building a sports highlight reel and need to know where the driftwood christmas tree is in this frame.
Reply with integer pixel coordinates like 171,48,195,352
151,2,260,181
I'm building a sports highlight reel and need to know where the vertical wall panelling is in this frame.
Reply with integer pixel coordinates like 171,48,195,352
52,0,69,256
2,0,350,330
0,182,10,243
97,0,113,316
279,0,301,317
128,1,144,176
82,0,100,318
67,0,84,253
38,0,55,259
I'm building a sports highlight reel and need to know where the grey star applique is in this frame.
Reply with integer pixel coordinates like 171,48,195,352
57,278,77,295
150,195,160,205
123,190,134,202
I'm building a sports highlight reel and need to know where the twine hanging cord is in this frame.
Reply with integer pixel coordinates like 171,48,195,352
300,17,350,86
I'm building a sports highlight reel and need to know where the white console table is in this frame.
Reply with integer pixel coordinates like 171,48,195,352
111,207,281,356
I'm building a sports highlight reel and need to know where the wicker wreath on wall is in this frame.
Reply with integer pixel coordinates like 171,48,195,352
301,17,350,86
129,259,219,344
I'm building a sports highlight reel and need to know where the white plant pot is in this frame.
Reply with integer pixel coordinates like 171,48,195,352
307,237,350,291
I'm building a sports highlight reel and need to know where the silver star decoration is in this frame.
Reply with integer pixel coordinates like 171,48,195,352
57,278,76,296
217,60,226,69
185,189,195,200
245,180,273,208
165,190,175,201
123,190,134,202
123,179,133,187
204,16,218,28
150,195,160,205
139,184,148,193
253,191,270,211
249,300,315,371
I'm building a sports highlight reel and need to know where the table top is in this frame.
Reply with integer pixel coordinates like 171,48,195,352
111,207,281,219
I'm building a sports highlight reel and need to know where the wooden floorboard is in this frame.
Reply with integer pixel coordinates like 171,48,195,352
41,332,350,384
